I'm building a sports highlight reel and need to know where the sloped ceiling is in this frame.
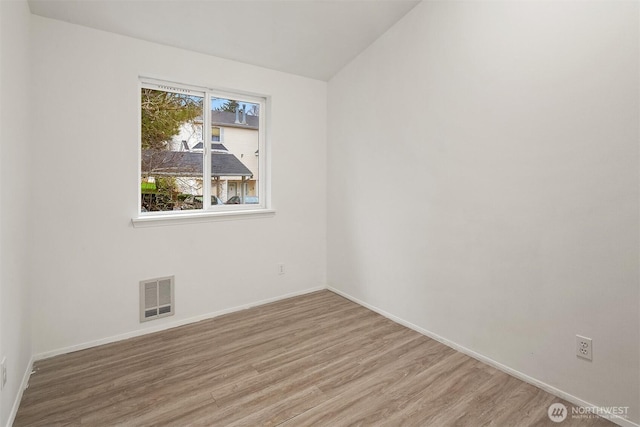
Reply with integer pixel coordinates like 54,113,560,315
28,0,420,81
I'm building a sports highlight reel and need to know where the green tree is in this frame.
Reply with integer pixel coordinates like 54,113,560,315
140,89,202,211
141,89,202,150
215,100,259,116
216,99,240,113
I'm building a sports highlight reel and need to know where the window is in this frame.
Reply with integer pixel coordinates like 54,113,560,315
212,127,222,142
139,79,267,218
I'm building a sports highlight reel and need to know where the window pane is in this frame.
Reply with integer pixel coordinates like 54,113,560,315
140,88,204,212
210,97,259,206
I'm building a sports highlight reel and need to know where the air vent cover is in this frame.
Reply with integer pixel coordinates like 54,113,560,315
140,276,174,322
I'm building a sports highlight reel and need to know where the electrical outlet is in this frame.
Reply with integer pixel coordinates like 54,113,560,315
576,335,592,361
1,357,6,390
278,263,285,275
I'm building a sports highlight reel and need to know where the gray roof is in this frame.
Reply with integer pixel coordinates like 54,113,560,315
192,142,228,151
142,150,253,177
211,110,259,129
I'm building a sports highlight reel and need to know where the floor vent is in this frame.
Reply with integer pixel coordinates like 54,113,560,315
140,276,174,322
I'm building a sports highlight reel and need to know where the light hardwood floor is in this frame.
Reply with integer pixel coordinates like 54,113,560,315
15,290,613,426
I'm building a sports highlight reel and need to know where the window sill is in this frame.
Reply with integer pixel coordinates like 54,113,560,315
131,209,276,228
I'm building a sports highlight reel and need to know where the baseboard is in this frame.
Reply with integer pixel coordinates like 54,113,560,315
327,286,639,427
33,286,326,362
5,356,34,427
25,284,638,427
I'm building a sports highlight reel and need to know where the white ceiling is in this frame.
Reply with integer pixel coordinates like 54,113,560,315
27,0,420,81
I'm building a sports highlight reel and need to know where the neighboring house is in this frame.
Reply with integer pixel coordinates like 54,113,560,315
142,107,260,207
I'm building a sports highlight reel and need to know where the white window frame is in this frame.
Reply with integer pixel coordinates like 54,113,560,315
133,78,273,227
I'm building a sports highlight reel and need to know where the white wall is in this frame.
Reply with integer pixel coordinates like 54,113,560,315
30,16,326,355
328,1,639,424
0,0,32,425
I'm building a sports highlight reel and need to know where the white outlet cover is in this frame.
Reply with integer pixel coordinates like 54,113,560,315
576,335,592,361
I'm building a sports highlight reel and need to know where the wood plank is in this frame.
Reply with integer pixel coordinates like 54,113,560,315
14,290,615,426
